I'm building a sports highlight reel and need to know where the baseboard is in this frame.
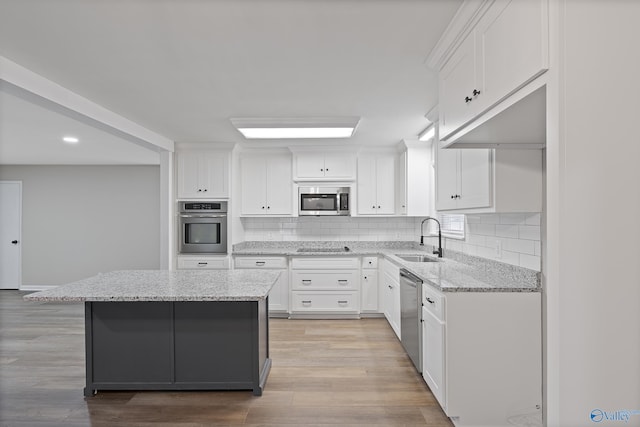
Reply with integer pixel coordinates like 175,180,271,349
20,284,59,292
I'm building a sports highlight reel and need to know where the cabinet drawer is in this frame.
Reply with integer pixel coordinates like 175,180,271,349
291,291,360,313
362,256,378,269
234,256,287,269
292,271,359,290
291,257,359,270
423,284,445,321
177,256,230,270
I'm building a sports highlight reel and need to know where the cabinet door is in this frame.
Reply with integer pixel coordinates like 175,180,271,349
200,153,229,198
361,270,378,312
295,155,326,179
265,155,293,215
268,271,289,312
396,151,407,215
240,157,267,215
475,0,548,113
375,155,396,214
458,149,491,209
357,156,377,215
177,151,202,198
422,307,446,407
439,34,478,140
435,146,460,211
323,153,356,179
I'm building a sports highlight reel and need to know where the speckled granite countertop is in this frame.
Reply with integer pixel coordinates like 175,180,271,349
233,241,540,293
23,270,282,302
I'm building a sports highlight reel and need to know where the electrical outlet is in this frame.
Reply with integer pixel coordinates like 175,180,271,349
495,240,502,258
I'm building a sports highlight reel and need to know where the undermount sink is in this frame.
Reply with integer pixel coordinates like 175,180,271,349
395,254,439,263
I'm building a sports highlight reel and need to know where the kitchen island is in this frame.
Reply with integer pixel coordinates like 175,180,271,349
24,270,282,397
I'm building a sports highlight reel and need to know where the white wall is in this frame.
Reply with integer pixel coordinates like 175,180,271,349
546,2,640,426
0,165,161,287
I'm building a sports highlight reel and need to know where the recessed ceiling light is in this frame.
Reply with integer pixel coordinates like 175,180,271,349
230,117,360,139
63,136,79,144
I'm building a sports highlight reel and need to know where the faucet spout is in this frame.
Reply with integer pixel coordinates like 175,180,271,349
420,217,443,258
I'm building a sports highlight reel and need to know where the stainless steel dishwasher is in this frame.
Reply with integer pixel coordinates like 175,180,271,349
400,268,423,372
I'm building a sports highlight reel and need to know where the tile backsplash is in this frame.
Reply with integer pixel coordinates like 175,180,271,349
241,212,541,271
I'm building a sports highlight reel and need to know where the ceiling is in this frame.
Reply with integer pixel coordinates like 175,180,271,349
0,0,462,165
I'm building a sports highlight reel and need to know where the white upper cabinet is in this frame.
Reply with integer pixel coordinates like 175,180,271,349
436,143,542,213
395,140,432,216
357,153,395,215
430,0,549,144
176,149,230,199
293,151,356,181
240,153,292,216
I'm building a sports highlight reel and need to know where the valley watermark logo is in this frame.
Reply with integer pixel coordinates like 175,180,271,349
590,408,640,423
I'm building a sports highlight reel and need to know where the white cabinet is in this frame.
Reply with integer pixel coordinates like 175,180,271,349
422,285,446,407
395,140,432,216
293,152,356,181
361,256,379,313
424,286,542,426
436,147,491,211
240,153,292,215
177,255,230,270
290,257,360,317
234,256,289,314
357,154,395,215
433,0,549,142
380,259,401,339
435,144,542,213
176,149,230,199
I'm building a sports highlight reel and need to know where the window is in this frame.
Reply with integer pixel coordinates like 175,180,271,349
438,213,465,239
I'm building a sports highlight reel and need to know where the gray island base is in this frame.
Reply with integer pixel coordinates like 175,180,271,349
24,270,281,397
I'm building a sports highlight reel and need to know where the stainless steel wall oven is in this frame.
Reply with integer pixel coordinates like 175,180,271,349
178,201,227,254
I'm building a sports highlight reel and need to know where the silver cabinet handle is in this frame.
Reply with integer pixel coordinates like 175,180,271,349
302,300,312,305
426,297,435,304
338,300,348,304
197,262,208,266
337,279,348,285
255,261,265,266
301,279,312,285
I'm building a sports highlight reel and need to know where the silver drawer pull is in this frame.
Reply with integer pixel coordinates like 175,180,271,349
197,262,208,266
302,300,312,305
337,279,348,285
255,261,265,266
426,297,435,304
301,279,312,285
337,300,348,304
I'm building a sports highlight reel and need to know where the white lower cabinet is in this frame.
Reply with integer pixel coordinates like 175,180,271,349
422,284,542,426
290,257,360,317
233,256,289,315
380,259,401,339
361,256,379,313
177,255,230,270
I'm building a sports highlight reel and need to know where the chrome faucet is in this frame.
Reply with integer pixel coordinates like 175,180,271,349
420,217,443,258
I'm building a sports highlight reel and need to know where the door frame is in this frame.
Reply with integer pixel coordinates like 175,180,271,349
0,181,22,290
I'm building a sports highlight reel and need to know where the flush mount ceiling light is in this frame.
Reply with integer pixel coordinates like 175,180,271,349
418,125,435,142
62,136,79,144
230,117,360,139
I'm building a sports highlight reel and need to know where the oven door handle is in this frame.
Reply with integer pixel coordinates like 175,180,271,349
179,214,227,218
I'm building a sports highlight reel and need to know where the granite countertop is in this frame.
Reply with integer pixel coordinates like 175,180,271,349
233,241,540,293
23,270,283,302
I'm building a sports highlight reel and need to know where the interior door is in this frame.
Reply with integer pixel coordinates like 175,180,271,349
0,182,22,289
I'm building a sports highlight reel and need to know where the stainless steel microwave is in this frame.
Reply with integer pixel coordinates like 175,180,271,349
298,186,350,216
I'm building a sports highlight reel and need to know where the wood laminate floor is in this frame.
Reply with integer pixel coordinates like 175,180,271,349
0,291,453,427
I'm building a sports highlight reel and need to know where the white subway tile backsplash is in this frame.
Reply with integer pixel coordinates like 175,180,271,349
241,212,542,271
519,253,541,270
518,225,541,240
499,213,526,225
495,224,519,239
